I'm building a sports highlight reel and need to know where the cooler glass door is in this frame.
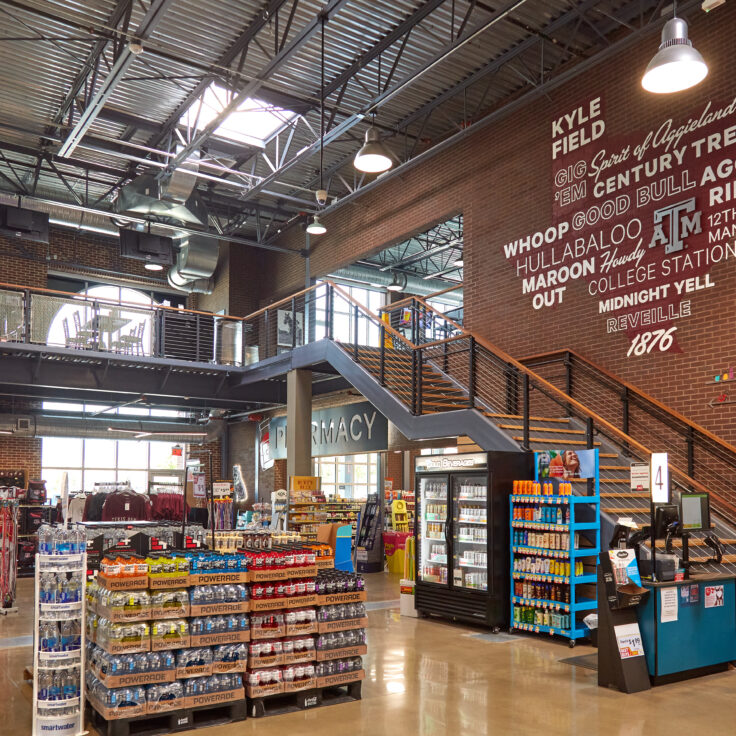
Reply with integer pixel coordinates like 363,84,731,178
451,472,489,591
418,473,449,587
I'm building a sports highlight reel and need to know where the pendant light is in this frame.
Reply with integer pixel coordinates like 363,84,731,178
642,8,708,94
309,15,328,235
306,216,327,235
354,53,393,173
354,125,393,173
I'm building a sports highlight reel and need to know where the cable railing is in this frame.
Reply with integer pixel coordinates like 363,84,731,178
0,282,244,366
521,349,736,520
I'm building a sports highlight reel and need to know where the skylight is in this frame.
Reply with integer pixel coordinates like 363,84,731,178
180,82,296,148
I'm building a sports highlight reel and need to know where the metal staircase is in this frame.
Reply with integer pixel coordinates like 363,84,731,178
238,280,736,571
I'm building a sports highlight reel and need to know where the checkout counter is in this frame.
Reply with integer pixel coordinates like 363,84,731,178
598,491,736,691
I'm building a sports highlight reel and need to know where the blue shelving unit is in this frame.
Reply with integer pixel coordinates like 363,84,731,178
509,453,600,647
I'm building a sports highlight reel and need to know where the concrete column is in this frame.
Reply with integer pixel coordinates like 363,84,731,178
286,369,312,480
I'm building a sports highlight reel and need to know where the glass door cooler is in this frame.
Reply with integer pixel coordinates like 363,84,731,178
415,451,533,628
417,473,449,587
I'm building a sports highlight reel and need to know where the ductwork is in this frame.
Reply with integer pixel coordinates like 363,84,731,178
330,264,463,305
0,414,225,443
167,235,218,294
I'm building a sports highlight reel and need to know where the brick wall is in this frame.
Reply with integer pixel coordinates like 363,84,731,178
259,6,736,447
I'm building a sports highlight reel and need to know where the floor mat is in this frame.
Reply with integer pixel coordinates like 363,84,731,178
559,653,598,670
0,635,33,649
365,599,400,611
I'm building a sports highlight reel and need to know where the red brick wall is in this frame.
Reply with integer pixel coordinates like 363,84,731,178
0,437,42,481
260,7,736,446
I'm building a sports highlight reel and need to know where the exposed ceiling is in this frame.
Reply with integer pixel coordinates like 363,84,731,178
0,0,704,250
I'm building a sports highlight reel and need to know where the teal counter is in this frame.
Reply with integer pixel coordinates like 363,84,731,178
637,574,736,682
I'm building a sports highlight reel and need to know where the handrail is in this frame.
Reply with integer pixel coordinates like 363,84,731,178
424,283,463,300
327,281,415,349
410,330,736,517
241,283,321,323
411,295,466,336
0,280,243,321
520,348,736,459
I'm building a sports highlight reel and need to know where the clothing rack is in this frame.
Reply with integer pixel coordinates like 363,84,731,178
0,487,21,611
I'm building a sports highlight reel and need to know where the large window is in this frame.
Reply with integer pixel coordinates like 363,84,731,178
313,453,380,500
316,282,384,347
42,437,181,496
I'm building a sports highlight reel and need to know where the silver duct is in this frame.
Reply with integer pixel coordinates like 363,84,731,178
167,235,218,294
329,264,463,305
0,414,224,443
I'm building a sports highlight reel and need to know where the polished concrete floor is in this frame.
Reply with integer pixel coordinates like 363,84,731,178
3,574,736,735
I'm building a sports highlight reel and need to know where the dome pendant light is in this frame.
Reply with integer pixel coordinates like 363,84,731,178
306,216,326,235
642,15,708,94
354,125,393,173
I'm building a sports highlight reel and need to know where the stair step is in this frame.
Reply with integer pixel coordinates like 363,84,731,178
389,385,466,397
600,492,650,498
602,506,649,514
418,401,471,410
484,413,570,424
600,453,618,459
656,538,733,548
498,424,584,435
513,436,601,447
573,478,629,484
599,465,629,471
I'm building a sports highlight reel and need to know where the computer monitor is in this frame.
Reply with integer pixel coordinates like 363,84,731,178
654,504,679,538
680,492,711,532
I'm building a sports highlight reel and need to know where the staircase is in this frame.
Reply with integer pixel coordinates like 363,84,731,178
242,280,736,570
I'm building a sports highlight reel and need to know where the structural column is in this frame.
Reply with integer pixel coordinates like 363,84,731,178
286,368,312,480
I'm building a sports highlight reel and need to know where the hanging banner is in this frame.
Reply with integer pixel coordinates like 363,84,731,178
270,401,388,459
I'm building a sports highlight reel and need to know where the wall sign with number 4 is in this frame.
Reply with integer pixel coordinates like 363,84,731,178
627,327,677,358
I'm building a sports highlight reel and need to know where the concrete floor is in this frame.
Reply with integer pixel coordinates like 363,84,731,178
2,573,736,735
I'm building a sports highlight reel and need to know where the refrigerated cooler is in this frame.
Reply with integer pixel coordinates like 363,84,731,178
415,451,532,627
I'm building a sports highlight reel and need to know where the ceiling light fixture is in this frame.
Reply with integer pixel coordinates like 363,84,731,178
306,216,327,235
354,125,393,173
144,263,164,271
642,11,708,93
128,39,144,55
386,273,407,292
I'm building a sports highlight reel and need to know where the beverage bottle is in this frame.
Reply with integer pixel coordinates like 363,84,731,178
40,573,54,604
38,670,52,700
49,670,63,701
63,671,78,700
38,525,53,555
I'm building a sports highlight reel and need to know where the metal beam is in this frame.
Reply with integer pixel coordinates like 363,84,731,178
148,0,291,150
51,0,132,130
321,0,448,99
58,0,175,157
378,238,461,271
162,0,351,175
238,0,530,205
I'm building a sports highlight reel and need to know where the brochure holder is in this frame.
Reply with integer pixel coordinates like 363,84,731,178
597,551,651,693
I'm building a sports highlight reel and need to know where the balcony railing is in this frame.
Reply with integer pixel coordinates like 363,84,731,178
0,283,244,366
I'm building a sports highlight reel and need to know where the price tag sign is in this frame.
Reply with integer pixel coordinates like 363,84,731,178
630,462,650,492
650,453,670,504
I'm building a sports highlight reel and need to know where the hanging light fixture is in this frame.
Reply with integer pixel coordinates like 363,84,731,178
354,125,393,173
642,11,708,94
306,216,327,235
308,15,328,235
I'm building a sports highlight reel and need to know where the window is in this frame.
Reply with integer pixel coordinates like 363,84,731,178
41,401,189,420
313,453,380,500
315,282,385,347
180,83,296,147
42,437,181,496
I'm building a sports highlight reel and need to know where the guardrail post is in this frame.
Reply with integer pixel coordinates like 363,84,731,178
687,426,695,480
265,310,270,358
411,350,418,415
522,372,530,450
586,417,595,496
156,311,164,357
195,313,201,361
353,304,359,361
379,326,386,387
241,321,246,367
564,350,573,415
621,387,630,456
417,348,423,415
23,289,31,343
327,286,334,340
442,340,448,373
468,337,476,409
506,363,518,415
291,297,297,348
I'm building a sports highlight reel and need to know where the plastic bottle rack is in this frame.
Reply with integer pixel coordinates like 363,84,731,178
509,490,600,646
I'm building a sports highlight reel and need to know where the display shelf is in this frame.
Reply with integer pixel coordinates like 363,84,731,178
457,536,485,543
457,495,487,502
456,517,486,525
424,514,446,522
427,556,448,565
458,561,486,569
510,455,600,646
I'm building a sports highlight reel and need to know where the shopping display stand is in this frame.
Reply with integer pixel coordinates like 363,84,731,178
509,451,600,647
246,558,366,718
0,488,20,613
32,551,87,736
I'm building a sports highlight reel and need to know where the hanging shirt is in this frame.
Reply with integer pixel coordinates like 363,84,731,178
68,496,86,524
101,491,152,522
